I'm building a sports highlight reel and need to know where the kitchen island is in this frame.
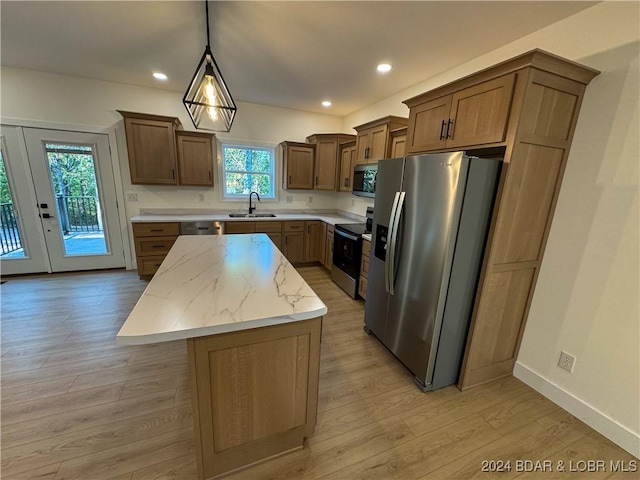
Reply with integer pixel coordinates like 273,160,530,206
117,234,327,479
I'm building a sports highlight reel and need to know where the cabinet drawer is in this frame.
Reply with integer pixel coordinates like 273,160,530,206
358,276,368,300
284,221,305,232
135,236,178,255
225,222,256,234
360,255,370,277
326,224,334,235
255,221,282,233
133,222,180,237
362,239,371,257
137,255,166,276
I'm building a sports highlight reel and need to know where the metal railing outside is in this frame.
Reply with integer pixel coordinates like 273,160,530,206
0,203,22,255
56,195,102,234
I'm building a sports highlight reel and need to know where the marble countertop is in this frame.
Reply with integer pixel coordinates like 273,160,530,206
130,212,362,226
117,234,328,345
362,233,372,241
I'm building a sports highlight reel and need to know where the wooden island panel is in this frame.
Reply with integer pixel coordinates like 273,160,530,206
188,318,321,479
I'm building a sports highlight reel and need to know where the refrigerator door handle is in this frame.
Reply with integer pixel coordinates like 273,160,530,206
388,191,405,295
385,191,401,293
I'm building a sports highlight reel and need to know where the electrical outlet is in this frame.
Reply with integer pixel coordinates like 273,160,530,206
308,196,313,204
127,193,138,202
198,193,205,202
558,351,576,372
285,196,293,204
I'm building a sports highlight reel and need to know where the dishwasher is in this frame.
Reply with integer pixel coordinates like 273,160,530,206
180,221,225,235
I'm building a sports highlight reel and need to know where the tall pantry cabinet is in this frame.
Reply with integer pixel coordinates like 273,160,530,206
402,49,599,390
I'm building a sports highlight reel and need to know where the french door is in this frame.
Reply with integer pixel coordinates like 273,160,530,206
0,126,125,274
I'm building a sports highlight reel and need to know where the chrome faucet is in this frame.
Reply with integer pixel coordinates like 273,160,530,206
249,191,260,214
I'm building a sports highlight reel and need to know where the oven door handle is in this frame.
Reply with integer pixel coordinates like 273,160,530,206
334,229,360,242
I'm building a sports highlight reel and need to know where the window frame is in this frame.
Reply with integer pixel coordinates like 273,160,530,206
218,140,278,201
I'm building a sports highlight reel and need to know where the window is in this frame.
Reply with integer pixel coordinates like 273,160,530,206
221,143,276,199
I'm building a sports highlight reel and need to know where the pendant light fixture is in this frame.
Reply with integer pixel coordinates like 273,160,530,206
183,1,236,132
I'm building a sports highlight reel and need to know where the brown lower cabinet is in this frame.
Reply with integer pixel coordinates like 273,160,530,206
132,222,179,278
323,224,334,271
132,219,328,277
358,238,371,299
188,317,321,479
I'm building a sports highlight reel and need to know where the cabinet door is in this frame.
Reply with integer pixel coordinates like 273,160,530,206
283,144,314,189
325,231,334,271
338,145,352,192
368,125,389,162
406,96,451,154
390,132,407,158
314,138,339,190
304,221,322,263
124,117,178,185
447,74,515,148
176,132,214,186
267,233,282,251
283,232,305,264
355,131,370,164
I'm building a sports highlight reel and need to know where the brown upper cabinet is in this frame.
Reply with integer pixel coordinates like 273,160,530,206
389,127,408,158
118,111,215,186
404,74,516,154
281,141,315,190
339,140,357,192
306,134,356,190
400,49,599,390
118,111,182,185
354,116,408,164
175,131,215,186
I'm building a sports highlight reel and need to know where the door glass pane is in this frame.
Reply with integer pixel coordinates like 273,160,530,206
0,150,26,258
45,143,108,256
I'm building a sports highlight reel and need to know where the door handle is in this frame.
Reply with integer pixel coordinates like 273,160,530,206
388,191,405,296
385,192,400,293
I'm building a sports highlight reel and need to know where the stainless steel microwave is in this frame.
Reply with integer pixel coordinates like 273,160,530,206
352,164,377,198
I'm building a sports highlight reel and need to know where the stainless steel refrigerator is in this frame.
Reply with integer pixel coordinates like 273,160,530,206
364,152,501,391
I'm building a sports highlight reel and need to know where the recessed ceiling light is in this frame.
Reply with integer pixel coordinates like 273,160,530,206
322,101,332,107
153,72,168,81
377,63,392,73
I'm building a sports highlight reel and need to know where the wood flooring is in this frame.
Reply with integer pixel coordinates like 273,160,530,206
1,267,636,479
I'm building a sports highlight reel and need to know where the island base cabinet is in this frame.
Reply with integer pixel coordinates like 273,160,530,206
187,317,322,479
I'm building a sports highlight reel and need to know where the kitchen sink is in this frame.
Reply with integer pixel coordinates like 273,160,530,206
228,213,276,218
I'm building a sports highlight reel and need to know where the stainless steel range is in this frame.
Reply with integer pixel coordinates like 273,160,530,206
331,222,368,298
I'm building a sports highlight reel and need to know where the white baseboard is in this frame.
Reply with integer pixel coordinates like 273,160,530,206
513,362,640,459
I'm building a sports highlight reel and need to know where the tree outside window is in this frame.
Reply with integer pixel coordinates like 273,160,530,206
222,144,275,199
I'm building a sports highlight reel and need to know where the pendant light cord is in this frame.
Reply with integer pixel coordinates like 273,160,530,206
205,0,211,49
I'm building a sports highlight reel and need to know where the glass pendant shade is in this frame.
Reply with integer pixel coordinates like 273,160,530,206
183,46,236,132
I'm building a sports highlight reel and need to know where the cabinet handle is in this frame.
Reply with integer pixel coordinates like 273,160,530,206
446,119,453,139
172,169,175,179
289,175,292,184
365,147,370,159
151,245,164,248
208,171,212,181
285,236,288,245
440,120,446,140
150,229,162,232
307,225,310,234
344,177,349,187
315,176,318,185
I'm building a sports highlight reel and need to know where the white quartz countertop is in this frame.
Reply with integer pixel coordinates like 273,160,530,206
117,234,328,345
130,212,360,226
362,233,372,241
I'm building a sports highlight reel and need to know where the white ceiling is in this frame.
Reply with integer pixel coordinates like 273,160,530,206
1,1,598,117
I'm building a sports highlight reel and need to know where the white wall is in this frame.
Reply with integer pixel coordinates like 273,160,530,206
0,67,346,215
344,2,640,457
